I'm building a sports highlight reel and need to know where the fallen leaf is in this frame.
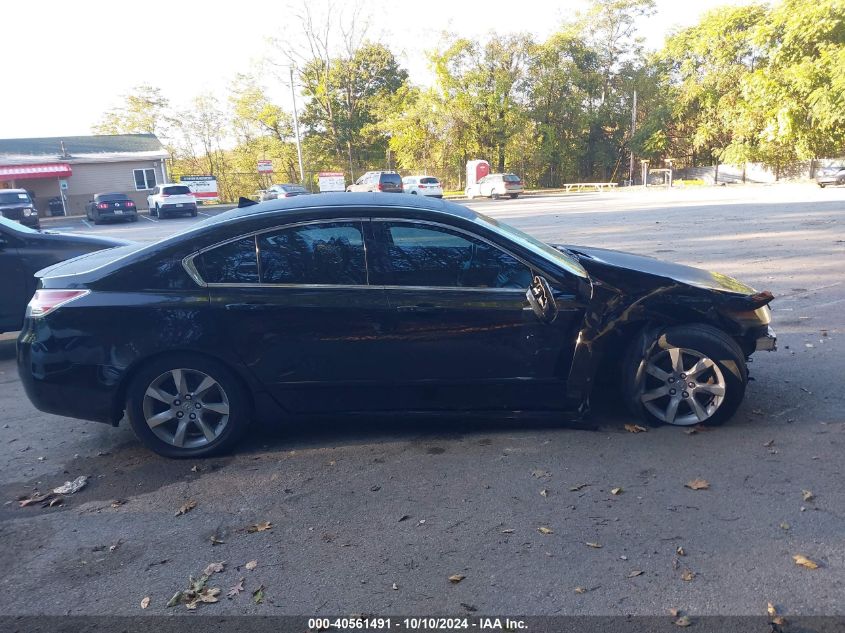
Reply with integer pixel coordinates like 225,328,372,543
448,574,465,583
569,483,590,492
210,534,225,545
574,586,587,594
767,602,778,617
772,616,787,626
676,546,686,556
540,489,549,497
398,515,410,522
47,497,64,507
140,596,150,609
585,542,602,548
191,465,200,472
780,522,790,531
175,500,197,516
627,570,643,577
500,528,515,534
52,476,88,495
802,489,815,502
392,582,398,590
611,487,623,495
624,424,647,433
111,499,126,508
668,608,680,617
244,560,257,571
247,521,273,533
227,578,245,598
538,527,554,535
166,592,183,608
685,478,710,490
684,428,698,435
674,616,692,627
252,585,265,604
531,469,550,479
109,540,122,552
763,439,775,447
793,554,819,569
18,492,54,507
203,562,225,576
681,569,695,581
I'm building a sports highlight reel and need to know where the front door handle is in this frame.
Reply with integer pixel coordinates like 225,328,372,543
396,303,437,314
225,303,272,312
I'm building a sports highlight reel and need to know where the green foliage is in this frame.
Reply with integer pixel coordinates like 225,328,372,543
92,85,172,137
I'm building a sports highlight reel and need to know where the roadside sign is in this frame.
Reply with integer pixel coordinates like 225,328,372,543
318,171,345,192
180,175,219,203
59,179,68,190
257,160,273,174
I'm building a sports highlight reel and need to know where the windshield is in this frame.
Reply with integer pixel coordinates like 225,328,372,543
163,185,191,195
0,191,32,205
472,211,587,278
420,177,439,184
380,174,402,184
0,214,38,234
503,174,521,182
95,193,130,201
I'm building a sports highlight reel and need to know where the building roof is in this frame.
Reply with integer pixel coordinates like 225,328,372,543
0,134,168,165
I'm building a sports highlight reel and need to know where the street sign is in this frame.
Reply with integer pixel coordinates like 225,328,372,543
318,172,345,192
180,175,219,203
59,179,68,190
257,160,273,174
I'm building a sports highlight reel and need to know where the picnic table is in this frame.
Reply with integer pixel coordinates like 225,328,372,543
562,182,619,192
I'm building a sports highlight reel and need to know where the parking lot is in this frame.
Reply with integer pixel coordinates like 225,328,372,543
1,184,843,618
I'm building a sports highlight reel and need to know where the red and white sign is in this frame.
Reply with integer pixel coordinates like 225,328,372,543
180,175,218,202
0,162,72,181
318,171,345,192
257,160,273,174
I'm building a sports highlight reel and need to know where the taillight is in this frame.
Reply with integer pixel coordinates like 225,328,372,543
27,289,90,318
125,201,135,207
97,203,109,209
377,183,384,191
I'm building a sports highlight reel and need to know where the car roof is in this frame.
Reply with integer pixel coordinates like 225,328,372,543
95,192,129,197
2,188,29,193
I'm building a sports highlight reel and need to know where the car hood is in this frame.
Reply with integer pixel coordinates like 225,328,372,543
556,244,756,295
0,203,31,211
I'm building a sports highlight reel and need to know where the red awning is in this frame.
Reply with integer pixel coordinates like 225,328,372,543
0,163,72,181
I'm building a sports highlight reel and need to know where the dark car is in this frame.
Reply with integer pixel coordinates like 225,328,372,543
816,164,845,187
346,171,403,193
260,184,310,201
17,193,776,458
86,192,139,224
0,189,40,229
0,216,129,333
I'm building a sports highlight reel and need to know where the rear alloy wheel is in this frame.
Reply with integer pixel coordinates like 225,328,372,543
127,355,250,457
623,324,747,427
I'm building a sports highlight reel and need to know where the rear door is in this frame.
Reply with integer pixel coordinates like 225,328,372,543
200,218,394,414
0,226,25,331
367,219,584,411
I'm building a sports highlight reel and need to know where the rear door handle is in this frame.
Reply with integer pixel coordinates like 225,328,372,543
396,303,438,314
225,303,272,312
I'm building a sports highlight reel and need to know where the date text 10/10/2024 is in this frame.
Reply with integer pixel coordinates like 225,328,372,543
307,618,528,630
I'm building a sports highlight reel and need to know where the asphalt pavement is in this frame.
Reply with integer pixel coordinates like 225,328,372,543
1,184,843,619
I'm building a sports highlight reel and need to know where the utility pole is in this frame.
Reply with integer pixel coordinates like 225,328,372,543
629,90,637,185
289,65,306,186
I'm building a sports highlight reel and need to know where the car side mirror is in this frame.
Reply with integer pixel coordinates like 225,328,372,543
526,275,558,324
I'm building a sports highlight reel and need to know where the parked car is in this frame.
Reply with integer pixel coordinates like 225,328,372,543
0,189,40,229
402,176,444,198
17,193,776,458
466,173,524,199
85,192,138,224
816,164,845,188
260,184,310,201
346,171,403,193
0,216,128,333
147,184,198,219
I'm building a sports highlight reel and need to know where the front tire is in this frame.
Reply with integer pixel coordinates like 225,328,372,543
509,193,519,199
126,354,251,458
818,183,826,188
622,324,747,427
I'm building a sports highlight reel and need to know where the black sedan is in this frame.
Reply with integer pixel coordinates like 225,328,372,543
17,193,776,458
85,192,139,224
0,216,128,333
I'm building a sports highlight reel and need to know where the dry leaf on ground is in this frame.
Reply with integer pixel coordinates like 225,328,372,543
611,487,623,495
802,489,815,502
203,562,225,576
210,534,225,545
763,439,774,447
448,574,465,583
676,546,686,556
227,578,245,598
585,542,602,549
624,424,647,433
780,522,790,531
501,528,515,534
668,608,680,617
767,602,778,617
569,483,590,491
247,521,273,533
531,469,551,479
175,500,197,516
793,554,819,569
245,560,258,571
538,527,554,535
681,569,696,581
685,478,710,490
140,596,150,609
674,616,692,627
540,489,549,497
627,570,643,577
574,586,587,594
252,585,265,604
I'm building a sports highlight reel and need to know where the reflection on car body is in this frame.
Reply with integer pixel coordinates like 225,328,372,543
17,193,775,458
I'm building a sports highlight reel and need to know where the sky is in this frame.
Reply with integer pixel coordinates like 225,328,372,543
1,0,756,140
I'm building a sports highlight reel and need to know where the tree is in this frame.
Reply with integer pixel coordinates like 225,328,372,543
92,85,172,137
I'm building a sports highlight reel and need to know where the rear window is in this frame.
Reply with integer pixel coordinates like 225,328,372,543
163,185,191,195
282,185,308,193
95,193,129,201
503,174,521,182
0,192,31,204
420,177,439,185
379,173,402,185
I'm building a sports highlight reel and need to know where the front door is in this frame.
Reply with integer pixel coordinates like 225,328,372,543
368,219,585,411
201,220,393,414
0,228,25,332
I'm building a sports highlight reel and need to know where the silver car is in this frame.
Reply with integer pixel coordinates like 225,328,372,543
816,164,845,188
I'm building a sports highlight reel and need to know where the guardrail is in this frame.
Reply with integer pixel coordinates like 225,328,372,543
562,182,619,192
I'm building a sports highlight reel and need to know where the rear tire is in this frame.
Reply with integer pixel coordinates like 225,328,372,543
819,183,826,188
156,205,166,219
190,207,198,217
509,193,519,199
126,353,251,458
622,324,747,427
